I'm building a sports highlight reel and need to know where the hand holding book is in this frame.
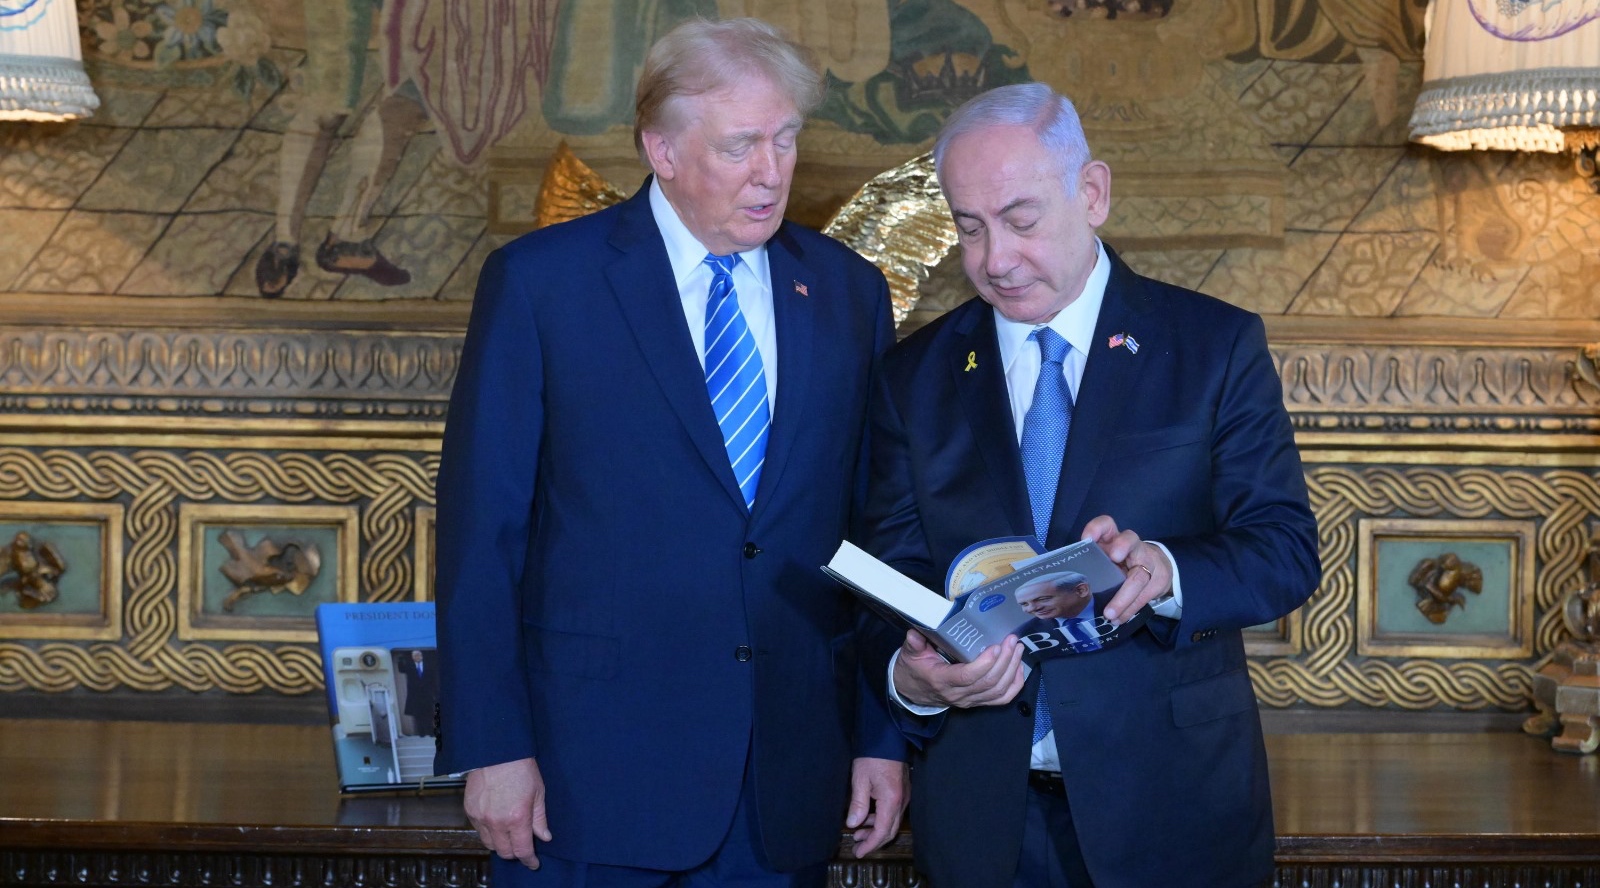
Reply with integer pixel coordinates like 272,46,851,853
824,535,1149,667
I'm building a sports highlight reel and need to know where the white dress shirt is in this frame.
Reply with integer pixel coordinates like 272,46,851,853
649,178,779,408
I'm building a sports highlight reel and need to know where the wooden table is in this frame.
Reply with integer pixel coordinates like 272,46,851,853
2,720,1598,887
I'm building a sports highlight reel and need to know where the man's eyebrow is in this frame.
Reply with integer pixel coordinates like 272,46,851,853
998,197,1042,216
951,197,1041,222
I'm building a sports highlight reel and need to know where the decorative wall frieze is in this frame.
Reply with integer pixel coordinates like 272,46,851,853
4,322,1599,440
1274,343,1600,417
0,329,459,406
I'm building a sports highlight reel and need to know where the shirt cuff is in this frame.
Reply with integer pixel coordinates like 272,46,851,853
1145,540,1183,619
887,648,949,716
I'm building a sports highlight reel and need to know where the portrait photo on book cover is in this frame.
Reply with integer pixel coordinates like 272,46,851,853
1010,568,1145,657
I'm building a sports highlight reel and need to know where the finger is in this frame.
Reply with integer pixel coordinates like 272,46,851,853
844,779,871,829
1105,529,1143,564
1103,581,1144,624
963,640,1026,706
1080,514,1120,544
530,799,553,843
947,640,1016,705
470,822,498,855
854,812,895,858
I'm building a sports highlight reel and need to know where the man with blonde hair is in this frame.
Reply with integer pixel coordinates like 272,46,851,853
434,16,907,888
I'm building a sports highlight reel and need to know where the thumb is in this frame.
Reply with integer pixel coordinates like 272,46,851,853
903,629,931,654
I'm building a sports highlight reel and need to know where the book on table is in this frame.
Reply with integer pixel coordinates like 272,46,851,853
314,601,464,793
824,536,1146,664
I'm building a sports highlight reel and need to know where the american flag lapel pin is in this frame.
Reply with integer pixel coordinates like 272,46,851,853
793,281,808,296
1108,332,1140,354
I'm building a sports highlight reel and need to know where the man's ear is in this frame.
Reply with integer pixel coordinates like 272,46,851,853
641,130,676,181
1078,160,1111,228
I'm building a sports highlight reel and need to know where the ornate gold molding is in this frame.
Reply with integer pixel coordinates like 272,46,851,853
0,446,435,695
1254,458,1600,711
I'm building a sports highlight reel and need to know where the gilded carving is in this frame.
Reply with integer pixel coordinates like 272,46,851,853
0,329,459,403
1407,553,1483,624
217,531,322,612
1250,462,1600,711
0,532,67,609
0,446,434,694
1275,343,1600,415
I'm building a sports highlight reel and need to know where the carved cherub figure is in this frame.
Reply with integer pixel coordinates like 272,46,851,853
0,531,67,608
1408,552,1483,624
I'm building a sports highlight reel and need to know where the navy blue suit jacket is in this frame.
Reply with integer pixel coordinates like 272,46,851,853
434,182,901,872
862,246,1319,888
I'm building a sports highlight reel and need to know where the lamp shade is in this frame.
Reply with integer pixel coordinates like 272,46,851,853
1409,0,1600,152
0,0,98,122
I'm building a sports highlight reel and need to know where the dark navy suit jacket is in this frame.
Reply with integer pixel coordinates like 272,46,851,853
434,182,901,872
862,246,1319,888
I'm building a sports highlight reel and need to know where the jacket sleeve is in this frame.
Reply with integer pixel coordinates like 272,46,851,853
433,246,544,773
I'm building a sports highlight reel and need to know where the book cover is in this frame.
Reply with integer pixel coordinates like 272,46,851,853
825,538,1147,664
314,602,463,793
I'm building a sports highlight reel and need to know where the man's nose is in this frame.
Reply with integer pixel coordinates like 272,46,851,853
750,144,780,187
982,230,1016,278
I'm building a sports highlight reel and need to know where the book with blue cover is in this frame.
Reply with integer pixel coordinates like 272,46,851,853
314,602,464,793
824,537,1145,664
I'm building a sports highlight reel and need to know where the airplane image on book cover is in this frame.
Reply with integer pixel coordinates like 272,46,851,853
314,602,463,793
824,536,1148,665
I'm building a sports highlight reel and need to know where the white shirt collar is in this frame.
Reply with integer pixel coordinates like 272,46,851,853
995,240,1109,375
649,177,771,290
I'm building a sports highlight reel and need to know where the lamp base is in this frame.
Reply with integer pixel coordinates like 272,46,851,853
1525,639,1600,754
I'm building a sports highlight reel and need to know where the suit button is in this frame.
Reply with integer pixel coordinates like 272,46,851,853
1018,700,1032,717
735,645,753,662
743,543,761,559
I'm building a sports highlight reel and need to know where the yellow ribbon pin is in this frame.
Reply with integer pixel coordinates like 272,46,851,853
964,351,977,372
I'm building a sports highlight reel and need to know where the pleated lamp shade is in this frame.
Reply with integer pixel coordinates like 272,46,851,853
0,0,99,122
1409,0,1600,153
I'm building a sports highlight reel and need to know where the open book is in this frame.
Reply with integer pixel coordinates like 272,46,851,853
824,537,1146,664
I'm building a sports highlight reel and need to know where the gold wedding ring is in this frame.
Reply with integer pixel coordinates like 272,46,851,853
1132,564,1153,579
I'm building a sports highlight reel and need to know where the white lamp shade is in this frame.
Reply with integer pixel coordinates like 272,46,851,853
0,0,99,122
1409,0,1600,152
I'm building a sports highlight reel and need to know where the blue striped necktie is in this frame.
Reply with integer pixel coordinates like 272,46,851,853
703,253,770,510
1021,327,1073,746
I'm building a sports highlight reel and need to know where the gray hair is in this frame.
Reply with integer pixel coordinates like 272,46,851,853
633,17,823,161
932,82,1092,196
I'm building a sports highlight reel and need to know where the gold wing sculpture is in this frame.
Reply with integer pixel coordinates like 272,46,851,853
534,142,632,231
533,142,957,325
820,152,958,325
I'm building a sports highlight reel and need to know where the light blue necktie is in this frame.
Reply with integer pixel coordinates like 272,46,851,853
1019,327,1073,548
1065,618,1100,652
1020,327,1073,746
703,253,770,510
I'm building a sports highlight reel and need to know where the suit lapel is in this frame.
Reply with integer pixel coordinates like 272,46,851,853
951,305,1034,539
603,185,748,512
750,225,813,519
1046,249,1153,548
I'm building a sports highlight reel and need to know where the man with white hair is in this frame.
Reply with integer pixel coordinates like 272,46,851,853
861,81,1319,887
